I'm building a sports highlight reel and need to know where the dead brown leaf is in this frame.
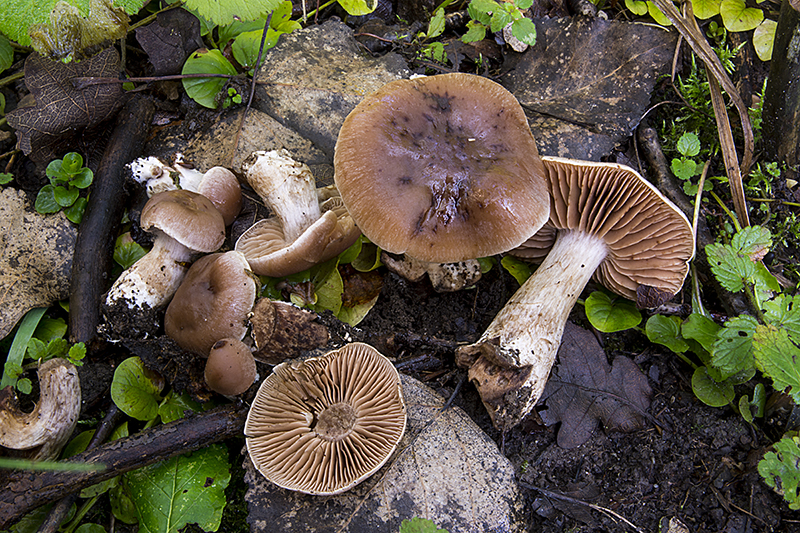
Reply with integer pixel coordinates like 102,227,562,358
6,47,124,164
540,322,652,449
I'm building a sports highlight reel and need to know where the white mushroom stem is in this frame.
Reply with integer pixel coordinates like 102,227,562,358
458,230,607,428
0,358,81,460
244,150,321,243
105,232,194,309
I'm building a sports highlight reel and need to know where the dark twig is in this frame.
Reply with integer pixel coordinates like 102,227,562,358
71,73,235,90
0,403,248,529
68,96,155,346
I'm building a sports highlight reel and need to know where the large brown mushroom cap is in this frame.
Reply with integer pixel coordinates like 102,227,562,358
140,189,226,253
511,156,695,300
334,73,549,264
245,342,406,495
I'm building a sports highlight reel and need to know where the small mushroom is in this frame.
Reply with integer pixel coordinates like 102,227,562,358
245,342,406,495
164,250,258,355
234,150,361,277
205,338,258,396
456,157,695,429
0,358,81,460
333,73,550,271
105,189,226,310
249,297,329,364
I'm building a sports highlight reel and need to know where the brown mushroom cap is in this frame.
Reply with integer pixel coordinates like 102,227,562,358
205,338,258,396
334,73,549,264
197,166,243,226
164,251,257,355
140,189,226,253
244,342,406,495
511,156,695,300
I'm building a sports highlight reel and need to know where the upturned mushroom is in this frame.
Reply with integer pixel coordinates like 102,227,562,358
204,338,258,396
456,157,695,429
248,297,329,364
164,250,258,355
0,358,81,460
245,342,406,495
333,73,550,289
234,150,361,277
105,189,226,310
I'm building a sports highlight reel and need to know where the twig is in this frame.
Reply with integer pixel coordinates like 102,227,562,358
70,73,235,90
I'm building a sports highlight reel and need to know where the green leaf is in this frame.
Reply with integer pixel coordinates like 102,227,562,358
75,524,106,533
0,34,13,75
53,185,79,207
763,294,800,341
110,357,165,421
585,291,641,333
625,0,649,15
691,0,721,18
511,17,537,46
338,293,380,327
681,313,721,354
489,9,513,32
1,307,47,389
70,167,93,189
646,314,689,353
758,434,800,510
646,1,671,25
110,483,139,525
61,152,83,174
337,237,362,265
35,185,61,214
706,242,755,293
0,172,13,184
470,0,500,15
719,0,763,32
64,196,88,224
68,342,86,365
26,338,48,360
123,444,231,533
114,236,148,270
181,49,237,109
691,366,735,407
677,132,701,157
753,19,777,62
16,377,33,394
158,391,202,424
183,0,282,25
671,157,699,181
421,42,447,63
231,28,280,71
462,20,487,43
46,159,69,183
731,225,771,261
350,238,382,272
337,0,377,15
427,7,446,39
711,315,758,378
33,316,68,342
400,516,450,533
753,325,800,403
500,255,532,285
45,338,69,358
515,0,533,8
310,265,344,316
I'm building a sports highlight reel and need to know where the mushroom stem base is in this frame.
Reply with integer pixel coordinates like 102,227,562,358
456,230,608,429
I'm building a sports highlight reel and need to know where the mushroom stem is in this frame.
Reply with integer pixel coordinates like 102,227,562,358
244,150,321,243
105,232,194,309
457,230,607,428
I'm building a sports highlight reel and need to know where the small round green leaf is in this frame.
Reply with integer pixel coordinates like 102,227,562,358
64,196,88,224
500,255,532,285
646,314,689,353
182,49,237,109
111,357,165,421
647,2,672,26
337,0,377,15
691,366,734,407
720,0,763,32
753,19,777,62
585,291,642,332
35,185,60,214
61,152,84,174
626,0,649,15
232,28,280,71
54,185,79,207
691,0,721,19
70,167,93,189
677,132,701,157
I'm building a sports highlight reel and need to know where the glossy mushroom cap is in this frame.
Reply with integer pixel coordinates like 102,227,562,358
164,251,257,355
334,73,549,264
511,156,696,300
205,338,258,396
140,189,226,254
245,342,406,495
196,167,243,226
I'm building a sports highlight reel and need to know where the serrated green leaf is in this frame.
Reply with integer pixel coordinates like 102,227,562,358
511,17,536,46
68,342,86,364
515,0,533,8
681,313,720,354
500,255,532,285
731,225,771,260
26,338,48,360
181,49,237,109
758,434,800,509
646,314,688,353
677,132,701,157
753,325,800,403
490,10,513,32
123,444,231,533
462,20,487,43
706,242,756,293
427,7,446,39
16,377,33,394
719,0,763,32
110,357,165,421
45,337,69,358
763,294,800,341
692,366,734,407
585,291,641,333
400,516,450,533
0,34,13,75
470,0,501,15
35,185,60,214
671,157,699,180
691,0,721,18
753,19,777,62
183,0,282,25
711,315,758,378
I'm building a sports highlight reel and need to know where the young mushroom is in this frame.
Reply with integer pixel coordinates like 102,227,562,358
105,189,226,310
235,150,361,277
456,157,695,429
333,73,550,289
204,338,258,396
0,358,81,460
245,342,406,495
164,250,258,355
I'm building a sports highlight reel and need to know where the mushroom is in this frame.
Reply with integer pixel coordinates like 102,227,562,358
235,150,361,277
249,297,329,364
456,157,695,429
245,342,406,495
0,358,81,460
105,189,226,310
333,73,550,285
164,250,258,355
205,338,258,396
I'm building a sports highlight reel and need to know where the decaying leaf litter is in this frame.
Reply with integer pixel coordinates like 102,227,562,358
0,1,798,532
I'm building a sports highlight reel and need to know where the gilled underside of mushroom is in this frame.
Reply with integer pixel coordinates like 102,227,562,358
0,358,81,460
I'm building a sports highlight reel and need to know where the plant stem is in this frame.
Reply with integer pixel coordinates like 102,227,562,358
0,71,23,88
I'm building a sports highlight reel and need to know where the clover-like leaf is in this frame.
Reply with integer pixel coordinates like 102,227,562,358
691,365,734,407
585,291,641,333
692,0,721,18
35,185,61,214
110,356,165,421
720,0,764,32
181,48,237,109
53,185,79,207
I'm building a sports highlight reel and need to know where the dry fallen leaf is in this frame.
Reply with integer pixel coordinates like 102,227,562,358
6,47,124,164
135,9,203,76
540,322,653,449
244,373,524,533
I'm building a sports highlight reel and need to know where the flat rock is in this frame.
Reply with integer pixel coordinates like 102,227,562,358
0,188,76,338
244,373,524,533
